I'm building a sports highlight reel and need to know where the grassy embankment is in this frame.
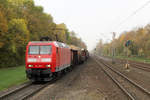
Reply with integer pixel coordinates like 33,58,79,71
0,65,27,91
114,56,150,63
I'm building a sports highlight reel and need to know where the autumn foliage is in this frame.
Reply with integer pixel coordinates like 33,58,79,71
96,25,150,58
0,0,86,67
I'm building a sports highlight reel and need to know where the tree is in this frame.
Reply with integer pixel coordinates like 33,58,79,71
0,11,8,48
0,0,87,67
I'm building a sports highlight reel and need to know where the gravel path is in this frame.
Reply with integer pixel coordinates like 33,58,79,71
29,57,128,100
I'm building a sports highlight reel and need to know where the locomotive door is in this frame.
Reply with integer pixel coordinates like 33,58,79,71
56,47,60,68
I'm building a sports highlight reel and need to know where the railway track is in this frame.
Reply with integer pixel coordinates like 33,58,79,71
104,57,150,72
117,60,150,72
0,82,50,100
0,65,80,100
0,82,31,99
94,56,150,100
130,63,150,72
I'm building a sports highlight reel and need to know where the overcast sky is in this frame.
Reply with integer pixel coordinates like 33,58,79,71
34,0,150,51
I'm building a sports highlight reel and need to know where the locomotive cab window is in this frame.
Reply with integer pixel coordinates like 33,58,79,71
29,46,39,54
29,45,52,55
40,46,52,54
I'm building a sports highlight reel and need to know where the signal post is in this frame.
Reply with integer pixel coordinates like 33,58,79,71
125,40,131,69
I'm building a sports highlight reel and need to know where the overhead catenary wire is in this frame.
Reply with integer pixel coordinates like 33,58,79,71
98,0,150,45
114,0,150,31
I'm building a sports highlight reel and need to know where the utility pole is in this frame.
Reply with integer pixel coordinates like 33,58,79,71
112,32,116,64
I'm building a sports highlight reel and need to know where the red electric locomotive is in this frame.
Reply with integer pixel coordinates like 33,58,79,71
25,41,71,81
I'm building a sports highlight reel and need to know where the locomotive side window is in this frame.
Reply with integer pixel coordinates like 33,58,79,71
29,46,39,54
40,46,52,54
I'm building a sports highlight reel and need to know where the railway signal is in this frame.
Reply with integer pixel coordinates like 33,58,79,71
125,40,132,47
125,40,131,69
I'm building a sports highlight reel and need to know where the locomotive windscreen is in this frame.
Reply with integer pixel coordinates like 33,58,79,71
29,45,52,55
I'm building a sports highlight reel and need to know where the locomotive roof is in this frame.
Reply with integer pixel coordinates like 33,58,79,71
29,41,69,48
30,41,52,43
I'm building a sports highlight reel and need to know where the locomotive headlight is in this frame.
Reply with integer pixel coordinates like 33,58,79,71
28,58,37,62
46,65,51,67
41,58,51,62
28,65,33,67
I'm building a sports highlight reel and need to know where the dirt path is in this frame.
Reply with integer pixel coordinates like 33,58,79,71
29,57,128,100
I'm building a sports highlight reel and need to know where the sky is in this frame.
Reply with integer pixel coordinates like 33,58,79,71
34,0,150,51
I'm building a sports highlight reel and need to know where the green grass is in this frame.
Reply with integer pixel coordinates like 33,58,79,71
114,56,150,63
0,65,28,91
